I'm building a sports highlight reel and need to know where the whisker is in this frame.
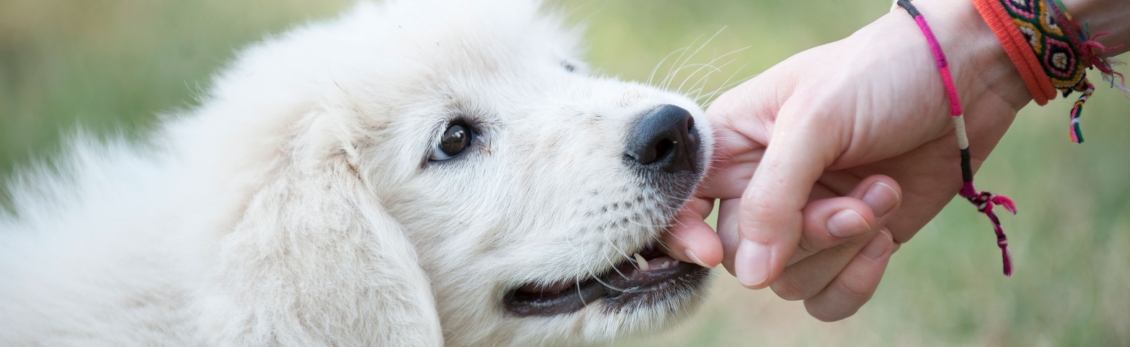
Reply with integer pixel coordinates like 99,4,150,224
687,57,742,101
604,251,631,280
648,46,690,86
576,280,588,306
686,60,734,101
593,277,630,292
660,36,702,90
699,72,753,108
602,224,635,266
675,46,749,93
663,27,726,90
672,63,723,93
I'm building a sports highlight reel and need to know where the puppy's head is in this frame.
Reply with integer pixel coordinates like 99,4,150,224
215,0,715,345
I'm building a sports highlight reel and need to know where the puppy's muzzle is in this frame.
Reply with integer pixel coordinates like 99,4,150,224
625,104,700,173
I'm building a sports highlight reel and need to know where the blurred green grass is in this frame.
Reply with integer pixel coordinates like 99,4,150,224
1,0,1128,346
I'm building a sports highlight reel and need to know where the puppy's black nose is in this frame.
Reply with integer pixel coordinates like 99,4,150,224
625,105,699,173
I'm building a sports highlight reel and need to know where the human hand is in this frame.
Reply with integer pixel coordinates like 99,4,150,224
664,0,1034,320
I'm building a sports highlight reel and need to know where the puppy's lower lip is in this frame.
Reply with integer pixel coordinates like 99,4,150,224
503,241,709,317
506,278,605,316
515,280,577,295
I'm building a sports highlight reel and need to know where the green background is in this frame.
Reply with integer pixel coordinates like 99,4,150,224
2,0,1128,345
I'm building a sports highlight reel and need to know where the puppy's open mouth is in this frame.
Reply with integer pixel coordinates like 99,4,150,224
504,241,710,317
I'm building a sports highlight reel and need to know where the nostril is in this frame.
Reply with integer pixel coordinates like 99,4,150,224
653,138,675,164
625,104,699,173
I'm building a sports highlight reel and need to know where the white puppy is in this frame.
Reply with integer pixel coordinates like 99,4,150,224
0,0,715,346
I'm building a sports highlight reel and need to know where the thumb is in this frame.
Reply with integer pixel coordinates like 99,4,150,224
733,105,842,288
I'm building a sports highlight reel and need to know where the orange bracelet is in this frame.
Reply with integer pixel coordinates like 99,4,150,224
972,0,1058,105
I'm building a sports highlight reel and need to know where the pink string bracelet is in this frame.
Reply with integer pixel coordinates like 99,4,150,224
897,0,1018,276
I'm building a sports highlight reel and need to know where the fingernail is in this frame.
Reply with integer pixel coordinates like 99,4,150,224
735,239,770,287
826,210,870,238
862,182,899,219
861,231,892,259
684,249,706,267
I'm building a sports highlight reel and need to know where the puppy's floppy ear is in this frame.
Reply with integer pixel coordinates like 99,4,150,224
198,112,443,346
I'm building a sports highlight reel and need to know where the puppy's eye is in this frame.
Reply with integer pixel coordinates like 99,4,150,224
430,123,472,161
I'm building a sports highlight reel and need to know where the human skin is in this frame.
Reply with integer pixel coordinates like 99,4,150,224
663,0,1130,321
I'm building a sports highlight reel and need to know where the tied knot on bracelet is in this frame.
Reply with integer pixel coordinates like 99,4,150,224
965,191,1017,216
1071,29,1125,94
1078,30,1127,96
960,186,1018,276
1042,0,1128,143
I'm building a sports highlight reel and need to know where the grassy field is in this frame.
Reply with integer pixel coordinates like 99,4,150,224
2,0,1128,345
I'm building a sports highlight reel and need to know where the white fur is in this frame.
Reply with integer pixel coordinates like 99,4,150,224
0,1,714,346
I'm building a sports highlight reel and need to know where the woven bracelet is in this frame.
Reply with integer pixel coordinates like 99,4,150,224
974,0,1127,143
897,0,1018,276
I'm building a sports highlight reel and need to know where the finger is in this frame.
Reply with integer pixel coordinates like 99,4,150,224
733,105,843,289
789,175,901,264
663,198,723,268
769,175,902,301
716,197,742,274
804,229,894,322
790,196,876,265
852,175,901,229
770,229,874,301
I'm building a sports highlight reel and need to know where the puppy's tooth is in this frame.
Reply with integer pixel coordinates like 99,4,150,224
672,260,680,267
661,261,670,269
634,253,649,271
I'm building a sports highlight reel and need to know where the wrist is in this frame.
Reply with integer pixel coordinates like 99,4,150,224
1063,0,1130,56
908,0,1032,113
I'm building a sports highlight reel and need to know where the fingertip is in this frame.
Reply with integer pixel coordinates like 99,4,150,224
851,175,902,221
734,200,798,289
805,300,858,322
690,237,724,268
850,175,901,198
684,246,722,269
735,238,773,288
795,197,877,262
663,216,723,268
825,209,872,239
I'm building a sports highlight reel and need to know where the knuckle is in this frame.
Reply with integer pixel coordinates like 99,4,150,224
740,198,778,221
795,237,818,258
831,277,875,304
